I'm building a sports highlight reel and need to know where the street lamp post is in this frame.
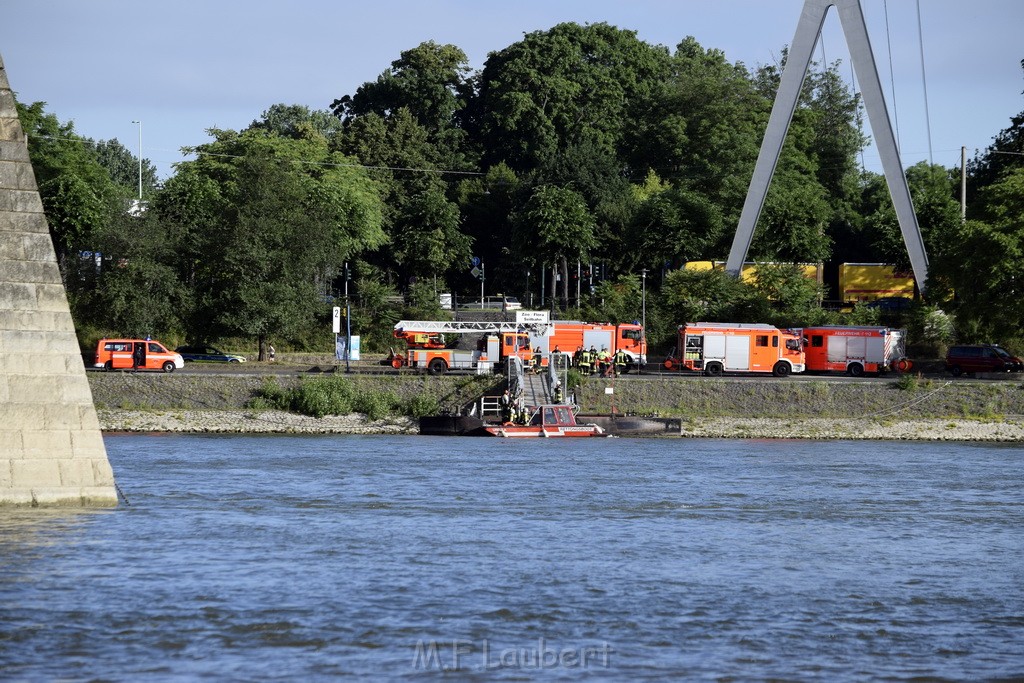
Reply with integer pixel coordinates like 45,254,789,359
131,120,142,200
641,268,647,333
641,268,648,375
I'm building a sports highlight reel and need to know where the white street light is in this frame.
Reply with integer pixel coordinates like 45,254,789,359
131,120,142,200
641,268,647,334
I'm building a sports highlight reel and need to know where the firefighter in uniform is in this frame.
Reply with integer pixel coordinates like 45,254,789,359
499,389,512,423
532,346,543,374
578,347,592,375
613,348,628,376
597,347,611,377
573,346,583,368
553,382,564,403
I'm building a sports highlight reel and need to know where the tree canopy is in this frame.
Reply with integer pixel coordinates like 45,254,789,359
17,26,1024,354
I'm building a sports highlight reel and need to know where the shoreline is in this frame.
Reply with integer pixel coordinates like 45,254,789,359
97,409,1024,441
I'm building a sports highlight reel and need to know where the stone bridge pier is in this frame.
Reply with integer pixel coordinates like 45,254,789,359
0,53,117,506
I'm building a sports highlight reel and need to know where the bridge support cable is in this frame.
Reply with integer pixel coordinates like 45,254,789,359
725,0,928,294
915,0,934,165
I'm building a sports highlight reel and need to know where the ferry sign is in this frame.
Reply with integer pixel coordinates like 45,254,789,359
516,310,549,325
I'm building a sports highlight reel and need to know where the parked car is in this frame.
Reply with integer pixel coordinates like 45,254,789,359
945,344,1023,376
175,345,247,363
865,296,913,312
457,295,522,310
94,339,184,373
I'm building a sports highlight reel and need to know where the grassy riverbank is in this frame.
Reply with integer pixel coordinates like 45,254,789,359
575,374,1024,420
88,370,1024,420
87,370,1024,440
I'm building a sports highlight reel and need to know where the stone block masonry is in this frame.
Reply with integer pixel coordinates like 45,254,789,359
0,52,117,506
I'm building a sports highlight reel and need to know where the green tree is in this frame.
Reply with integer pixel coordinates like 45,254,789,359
628,37,762,220
967,60,1024,206
478,22,672,172
349,276,403,352
159,123,386,356
333,41,472,135
16,101,122,271
91,138,159,199
332,41,475,171
661,267,769,326
250,103,344,140
79,209,183,339
752,166,833,263
629,180,724,269
454,163,522,296
582,274,642,325
393,186,471,282
862,161,961,299
748,262,829,327
513,185,597,307
942,168,1024,342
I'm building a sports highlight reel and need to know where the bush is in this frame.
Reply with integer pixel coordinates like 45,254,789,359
893,372,931,392
402,393,440,418
292,376,356,418
354,388,399,420
248,377,292,410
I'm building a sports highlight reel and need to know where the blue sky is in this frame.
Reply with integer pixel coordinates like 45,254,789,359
2,0,1021,180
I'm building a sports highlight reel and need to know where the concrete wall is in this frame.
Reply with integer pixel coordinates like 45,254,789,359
0,53,117,506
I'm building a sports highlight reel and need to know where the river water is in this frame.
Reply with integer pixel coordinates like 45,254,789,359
1,435,1022,680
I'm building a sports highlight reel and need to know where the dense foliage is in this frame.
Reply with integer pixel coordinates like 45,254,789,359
18,31,1024,355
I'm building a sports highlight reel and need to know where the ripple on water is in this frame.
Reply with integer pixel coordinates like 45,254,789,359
0,435,1021,680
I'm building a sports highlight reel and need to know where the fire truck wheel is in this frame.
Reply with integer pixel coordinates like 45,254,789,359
105,360,115,372
391,357,403,369
162,361,176,373
427,358,448,375
663,359,674,371
704,362,723,377
772,361,791,378
847,362,864,377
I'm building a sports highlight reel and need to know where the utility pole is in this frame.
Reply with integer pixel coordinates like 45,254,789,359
576,260,581,308
961,146,967,221
344,263,351,373
131,120,142,200
641,268,647,335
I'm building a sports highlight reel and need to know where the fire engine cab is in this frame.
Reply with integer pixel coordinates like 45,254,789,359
529,321,646,371
664,322,805,377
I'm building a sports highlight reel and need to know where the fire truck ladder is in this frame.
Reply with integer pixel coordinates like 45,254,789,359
394,320,549,335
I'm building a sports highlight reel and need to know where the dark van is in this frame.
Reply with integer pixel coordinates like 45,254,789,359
944,344,1023,376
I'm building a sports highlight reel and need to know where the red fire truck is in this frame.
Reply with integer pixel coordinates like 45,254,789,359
528,321,646,372
801,326,910,376
663,322,805,377
389,319,647,374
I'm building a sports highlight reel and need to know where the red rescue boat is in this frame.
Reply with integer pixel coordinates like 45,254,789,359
483,404,606,438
